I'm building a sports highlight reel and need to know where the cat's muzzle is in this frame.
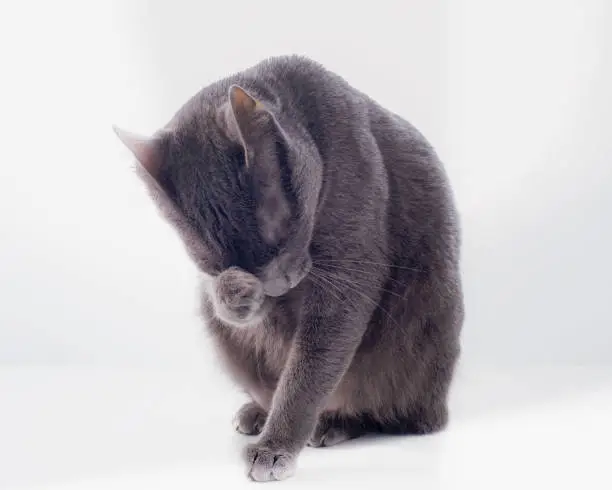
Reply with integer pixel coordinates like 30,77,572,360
259,252,312,297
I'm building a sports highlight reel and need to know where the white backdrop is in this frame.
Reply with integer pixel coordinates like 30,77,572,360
1,0,610,369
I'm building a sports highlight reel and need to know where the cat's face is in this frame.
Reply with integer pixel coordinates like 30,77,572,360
115,85,314,325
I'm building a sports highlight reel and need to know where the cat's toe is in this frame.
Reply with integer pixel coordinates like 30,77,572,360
233,401,267,435
307,414,363,448
245,443,297,482
307,426,353,448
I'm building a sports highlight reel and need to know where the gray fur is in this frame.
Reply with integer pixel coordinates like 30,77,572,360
121,55,464,482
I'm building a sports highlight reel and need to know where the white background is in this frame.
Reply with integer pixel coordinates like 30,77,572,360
0,1,611,489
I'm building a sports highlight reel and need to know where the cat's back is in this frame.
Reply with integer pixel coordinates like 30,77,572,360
236,56,459,260
241,56,442,168
242,55,341,94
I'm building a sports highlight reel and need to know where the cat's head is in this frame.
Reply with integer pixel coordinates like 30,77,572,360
115,85,320,326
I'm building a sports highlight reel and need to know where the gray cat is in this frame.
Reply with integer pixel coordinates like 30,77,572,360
115,55,464,482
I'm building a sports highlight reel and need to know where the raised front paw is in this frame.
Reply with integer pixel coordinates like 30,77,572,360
244,443,297,482
233,401,267,436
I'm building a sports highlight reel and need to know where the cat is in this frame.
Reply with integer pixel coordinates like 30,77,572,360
114,55,464,482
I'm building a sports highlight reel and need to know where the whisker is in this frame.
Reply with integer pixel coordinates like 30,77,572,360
310,270,364,316
308,270,345,305
313,269,401,329
315,259,422,272
314,267,404,299
315,263,407,290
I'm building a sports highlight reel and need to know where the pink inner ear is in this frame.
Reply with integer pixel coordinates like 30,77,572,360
113,126,162,178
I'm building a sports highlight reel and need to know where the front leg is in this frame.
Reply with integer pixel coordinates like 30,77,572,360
244,281,374,481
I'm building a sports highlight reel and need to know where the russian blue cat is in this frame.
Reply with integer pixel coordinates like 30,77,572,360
115,55,463,482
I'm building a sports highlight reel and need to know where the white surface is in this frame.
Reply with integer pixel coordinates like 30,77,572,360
1,365,611,489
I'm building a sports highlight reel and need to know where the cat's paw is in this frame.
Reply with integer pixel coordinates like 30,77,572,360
215,267,265,326
307,425,353,448
307,414,364,448
244,443,297,482
233,402,267,436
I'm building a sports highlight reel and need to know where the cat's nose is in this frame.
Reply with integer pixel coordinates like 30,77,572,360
262,276,290,297
260,253,311,297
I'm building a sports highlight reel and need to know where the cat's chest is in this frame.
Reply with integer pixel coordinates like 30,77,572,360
241,306,295,370
207,301,294,375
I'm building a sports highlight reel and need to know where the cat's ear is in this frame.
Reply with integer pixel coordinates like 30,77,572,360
229,84,259,120
225,85,275,163
113,126,163,179
114,126,212,268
